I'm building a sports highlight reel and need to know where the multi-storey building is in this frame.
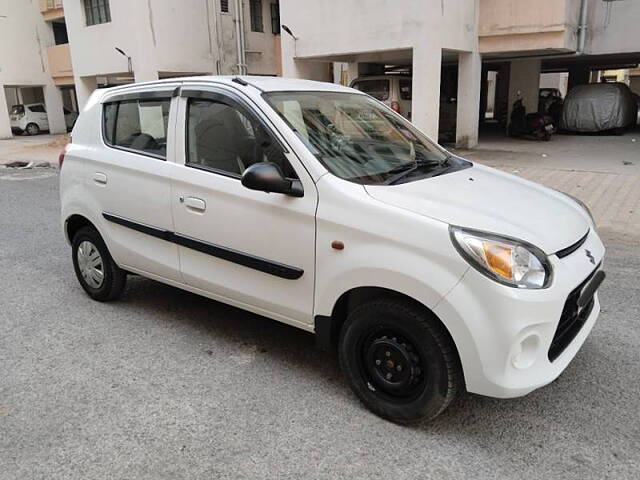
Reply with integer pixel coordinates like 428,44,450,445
0,0,282,139
279,0,640,146
2,0,639,145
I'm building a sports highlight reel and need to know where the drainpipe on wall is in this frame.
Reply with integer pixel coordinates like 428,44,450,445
234,0,247,74
577,0,588,54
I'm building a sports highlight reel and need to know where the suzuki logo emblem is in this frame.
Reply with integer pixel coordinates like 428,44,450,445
585,249,595,265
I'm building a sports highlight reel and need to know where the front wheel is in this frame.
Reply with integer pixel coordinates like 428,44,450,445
339,298,462,423
72,226,126,301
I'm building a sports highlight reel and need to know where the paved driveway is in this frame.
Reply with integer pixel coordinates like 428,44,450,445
1,164,639,479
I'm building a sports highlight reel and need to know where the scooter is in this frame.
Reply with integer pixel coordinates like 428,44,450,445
508,98,554,141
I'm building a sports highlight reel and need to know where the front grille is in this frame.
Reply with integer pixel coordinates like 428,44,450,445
548,265,600,362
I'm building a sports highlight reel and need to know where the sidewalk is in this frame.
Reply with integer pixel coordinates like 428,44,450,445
0,134,68,167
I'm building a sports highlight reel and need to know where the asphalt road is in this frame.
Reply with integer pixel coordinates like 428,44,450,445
1,167,639,480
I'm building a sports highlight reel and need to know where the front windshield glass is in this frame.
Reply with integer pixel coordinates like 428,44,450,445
263,91,449,184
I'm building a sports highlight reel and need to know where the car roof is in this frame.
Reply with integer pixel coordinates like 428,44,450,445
102,75,356,95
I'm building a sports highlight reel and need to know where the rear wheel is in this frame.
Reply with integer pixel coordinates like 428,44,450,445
25,123,40,135
71,226,126,301
339,298,462,423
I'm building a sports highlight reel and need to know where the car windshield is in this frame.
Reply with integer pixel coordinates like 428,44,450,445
263,91,449,184
11,105,25,115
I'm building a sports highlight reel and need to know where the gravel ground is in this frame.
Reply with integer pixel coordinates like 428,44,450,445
1,167,639,480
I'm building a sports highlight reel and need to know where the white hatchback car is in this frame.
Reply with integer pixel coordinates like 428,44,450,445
10,103,78,135
60,76,605,423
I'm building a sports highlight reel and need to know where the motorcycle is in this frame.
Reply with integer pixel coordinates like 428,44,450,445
508,98,554,141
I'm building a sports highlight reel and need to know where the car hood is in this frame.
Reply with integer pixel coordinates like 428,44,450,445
364,163,590,254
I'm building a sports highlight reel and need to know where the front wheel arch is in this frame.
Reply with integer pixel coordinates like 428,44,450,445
315,287,462,370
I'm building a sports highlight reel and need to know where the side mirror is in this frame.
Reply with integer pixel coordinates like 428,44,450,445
241,162,304,197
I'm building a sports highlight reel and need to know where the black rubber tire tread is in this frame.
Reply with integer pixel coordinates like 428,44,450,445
26,123,40,135
339,297,463,424
71,226,126,302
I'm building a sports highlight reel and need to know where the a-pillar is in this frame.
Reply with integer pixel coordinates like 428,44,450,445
0,85,12,139
43,84,67,134
456,51,482,148
508,58,541,122
412,45,442,139
75,76,97,111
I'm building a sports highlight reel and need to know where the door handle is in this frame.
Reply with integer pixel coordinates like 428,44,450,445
183,196,206,212
92,172,107,185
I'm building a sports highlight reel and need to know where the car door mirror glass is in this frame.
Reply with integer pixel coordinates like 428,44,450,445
241,162,303,197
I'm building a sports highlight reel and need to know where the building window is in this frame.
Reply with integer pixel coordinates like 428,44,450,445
250,0,263,32
220,0,229,13
84,0,111,26
270,2,280,34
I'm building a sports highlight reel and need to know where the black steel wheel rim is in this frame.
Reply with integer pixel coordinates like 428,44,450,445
357,326,426,401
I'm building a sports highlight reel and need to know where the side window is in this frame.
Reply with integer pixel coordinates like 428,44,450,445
29,105,46,113
186,98,297,179
352,80,390,101
103,98,171,158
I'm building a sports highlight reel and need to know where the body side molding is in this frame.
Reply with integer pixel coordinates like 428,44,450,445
102,213,303,280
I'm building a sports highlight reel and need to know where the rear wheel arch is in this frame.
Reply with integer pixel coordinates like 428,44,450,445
65,214,97,244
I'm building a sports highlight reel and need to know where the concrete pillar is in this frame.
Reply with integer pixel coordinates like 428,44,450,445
508,58,541,122
0,86,12,139
43,84,67,134
411,45,442,139
456,51,482,148
75,76,97,111
568,65,590,91
347,62,359,85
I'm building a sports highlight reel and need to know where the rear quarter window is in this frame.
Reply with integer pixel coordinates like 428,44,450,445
352,80,390,101
102,97,171,159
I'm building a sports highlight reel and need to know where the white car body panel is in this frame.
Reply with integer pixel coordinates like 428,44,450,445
365,163,591,254
60,76,605,400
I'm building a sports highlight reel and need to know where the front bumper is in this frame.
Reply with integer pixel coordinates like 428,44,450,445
434,228,605,398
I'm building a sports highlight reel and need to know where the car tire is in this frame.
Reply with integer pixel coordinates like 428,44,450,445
339,298,462,424
25,123,40,135
71,226,126,302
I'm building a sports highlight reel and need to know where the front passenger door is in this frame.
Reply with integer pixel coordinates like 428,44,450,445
170,88,317,326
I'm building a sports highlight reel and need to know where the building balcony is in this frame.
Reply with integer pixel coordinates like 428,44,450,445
40,0,64,21
47,44,74,86
479,0,578,55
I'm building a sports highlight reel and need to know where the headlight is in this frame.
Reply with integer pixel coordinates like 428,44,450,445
449,226,552,289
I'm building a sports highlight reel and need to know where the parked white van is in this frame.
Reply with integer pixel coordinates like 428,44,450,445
60,76,605,423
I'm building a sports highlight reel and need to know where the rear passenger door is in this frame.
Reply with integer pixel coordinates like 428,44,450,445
90,87,181,282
